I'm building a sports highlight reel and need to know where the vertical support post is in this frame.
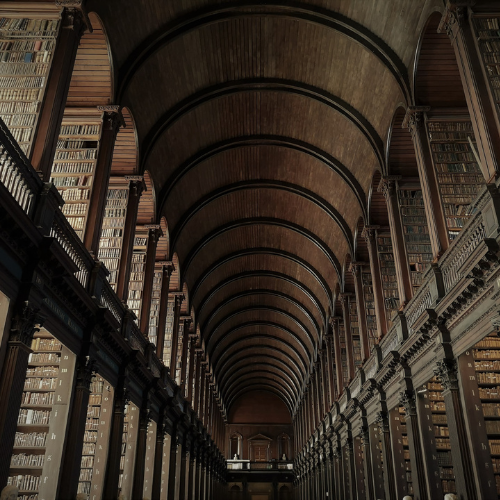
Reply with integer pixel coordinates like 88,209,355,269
116,177,144,301
83,107,123,254
169,294,184,379
151,415,165,500
180,318,192,396
340,294,355,382
30,6,86,179
351,263,370,360
156,262,174,359
167,427,180,500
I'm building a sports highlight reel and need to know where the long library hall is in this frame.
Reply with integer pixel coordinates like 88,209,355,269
3,1,500,500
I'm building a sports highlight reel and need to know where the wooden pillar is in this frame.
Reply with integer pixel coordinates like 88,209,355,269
346,437,357,500
378,177,413,306
314,363,322,423
361,423,375,500
403,107,449,259
83,107,123,254
0,303,42,487
116,177,145,301
331,317,345,394
195,449,202,500
435,358,478,500
132,406,151,499
151,416,165,500
320,348,329,415
399,390,429,500
167,427,180,500
351,263,370,360
325,331,335,404
377,410,397,500
156,262,174,359
187,336,197,405
187,443,196,500
56,358,95,499
361,226,387,337
140,225,163,334
180,317,192,395
388,406,409,499
179,437,189,500
169,294,184,378
102,380,127,500
30,6,86,179
199,364,206,423
439,2,500,181
353,434,367,500
340,294,355,382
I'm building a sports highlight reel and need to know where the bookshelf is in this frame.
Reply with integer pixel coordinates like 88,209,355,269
0,16,60,156
390,405,413,497
98,178,129,291
163,297,175,367
77,374,114,500
426,118,485,241
148,264,163,347
8,329,74,500
338,321,349,388
127,228,148,326
376,230,399,329
471,334,500,497
397,182,433,292
362,268,378,352
473,16,500,122
50,109,104,240
426,376,456,495
184,336,191,398
348,296,362,368
369,422,385,498
119,403,138,498
143,420,156,498
175,320,184,386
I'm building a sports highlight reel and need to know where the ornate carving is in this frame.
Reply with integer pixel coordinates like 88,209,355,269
361,225,379,244
375,411,389,432
438,1,474,38
9,302,44,346
377,176,401,200
399,390,417,417
434,359,459,391
402,106,431,134
76,357,97,390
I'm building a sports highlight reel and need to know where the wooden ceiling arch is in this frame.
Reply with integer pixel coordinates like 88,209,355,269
86,0,445,411
114,2,410,102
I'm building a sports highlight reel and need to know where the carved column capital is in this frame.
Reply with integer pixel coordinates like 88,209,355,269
375,410,389,432
9,302,44,346
145,224,163,243
76,357,97,390
361,225,379,244
402,106,431,134
125,175,145,198
399,390,417,417
378,176,401,200
438,1,475,38
434,358,459,391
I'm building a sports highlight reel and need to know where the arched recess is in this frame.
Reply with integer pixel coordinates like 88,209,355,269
110,107,139,176
386,106,433,295
67,12,113,106
156,217,169,261
229,432,243,459
169,253,180,291
137,170,156,225
413,12,486,245
278,433,292,460
367,171,398,331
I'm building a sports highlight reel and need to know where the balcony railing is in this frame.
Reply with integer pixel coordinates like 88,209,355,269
227,460,294,471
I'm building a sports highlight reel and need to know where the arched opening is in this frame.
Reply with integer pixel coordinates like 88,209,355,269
414,12,486,244
277,433,291,461
110,107,139,177
279,485,291,500
230,432,243,459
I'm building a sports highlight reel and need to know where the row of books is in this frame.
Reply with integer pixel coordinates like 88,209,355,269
0,39,54,51
0,75,45,88
51,161,94,174
479,387,500,399
22,391,54,406
59,124,100,136
14,431,46,447
26,366,58,377
11,453,44,467
0,51,51,64
0,112,36,126
0,62,48,77
55,149,97,160
61,189,90,202
435,162,482,173
24,377,57,390
62,203,88,216
51,175,92,188
27,352,59,364
7,474,40,492
0,18,59,33
30,338,62,352
17,409,50,425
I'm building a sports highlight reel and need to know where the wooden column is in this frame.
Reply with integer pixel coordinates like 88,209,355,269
195,449,202,500
167,427,180,500
346,437,357,500
193,354,201,414
180,317,192,395
151,415,165,500
340,294,355,381
351,263,370,361
179,436,190,500
388,405,409,499
378,177,413,306
353,434,367,500
325,331,335,404
156,262,174,359
403,107,449,259
361,226,388,337
320,348,329,414
314,363,322,423
83,107,123,255
0,304,42,488
399,390,429,500
187,443,196,500
439,2,500,181
331,317,344,395
361,423,375,500
199,364,206,423
435,358,478,500
187,337,197,405
56,358,95,499
169,294,184,378
377,410,397,500
132,406,151,499
30,6,86,179
102,380,127,500
140,225,163,334
116,177,145,301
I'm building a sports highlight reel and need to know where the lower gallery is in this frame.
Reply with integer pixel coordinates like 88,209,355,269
0,0,500,499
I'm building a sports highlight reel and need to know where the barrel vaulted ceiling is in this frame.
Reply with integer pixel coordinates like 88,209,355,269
88,0,443,415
